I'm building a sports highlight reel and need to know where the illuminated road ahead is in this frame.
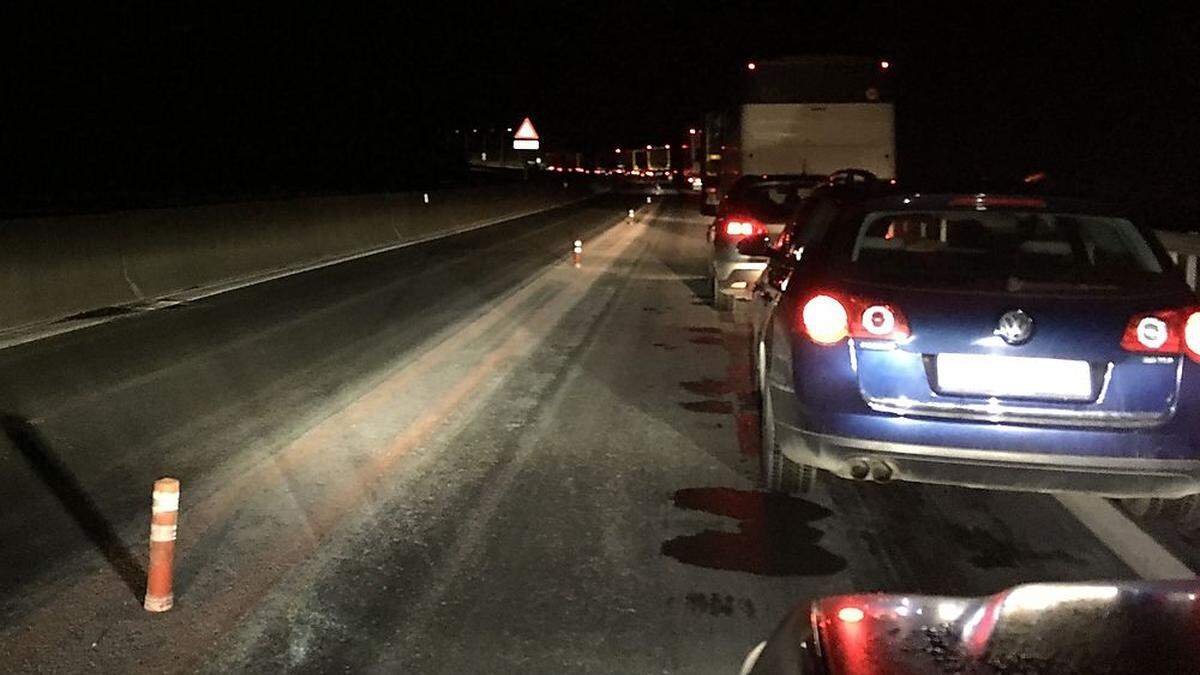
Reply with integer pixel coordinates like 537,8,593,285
0,193,1190,673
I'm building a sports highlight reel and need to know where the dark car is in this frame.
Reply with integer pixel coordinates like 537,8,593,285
708,174,820,309
743,173,1200,527
740,580,1200,674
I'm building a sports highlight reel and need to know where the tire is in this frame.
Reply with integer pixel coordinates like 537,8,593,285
760,376,816,495
1119,494,1200,537
712,275,732,311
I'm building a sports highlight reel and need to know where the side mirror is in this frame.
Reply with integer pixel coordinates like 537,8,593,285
737,236,774,258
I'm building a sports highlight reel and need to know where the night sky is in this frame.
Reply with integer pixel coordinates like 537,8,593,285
3,2,1197,225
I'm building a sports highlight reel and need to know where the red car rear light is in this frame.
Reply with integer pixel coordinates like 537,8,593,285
855,303,910,340
800,293,911,345
1121,307,1200,361
720,216,766,239
802,295,850,345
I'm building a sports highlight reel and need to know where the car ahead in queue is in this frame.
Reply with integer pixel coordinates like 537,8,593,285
739,580,1200,675
743,178,1200,529
708,174,819,309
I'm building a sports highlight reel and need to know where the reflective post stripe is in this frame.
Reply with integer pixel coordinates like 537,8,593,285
144,477,179,612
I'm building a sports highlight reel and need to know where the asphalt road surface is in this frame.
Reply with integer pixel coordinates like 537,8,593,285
0,193,1192,673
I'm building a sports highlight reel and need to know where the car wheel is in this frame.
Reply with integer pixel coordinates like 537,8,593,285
712,276,732,311
760,382,815,494
1120,495,1200,536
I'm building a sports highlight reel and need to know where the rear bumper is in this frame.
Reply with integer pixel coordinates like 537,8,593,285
712,252,767,297
772,385,1200,498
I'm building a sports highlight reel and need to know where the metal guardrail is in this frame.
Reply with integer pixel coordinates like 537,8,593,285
1157,231,1200,290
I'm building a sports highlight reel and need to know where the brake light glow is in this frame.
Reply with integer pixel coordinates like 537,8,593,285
837,606,865,623
802,295,850,345
1187,313,1200,357
1121,307,1200,361
724,220,756,236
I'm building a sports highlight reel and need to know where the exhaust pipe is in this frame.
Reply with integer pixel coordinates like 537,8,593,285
848,459,871,481
870,460,894,483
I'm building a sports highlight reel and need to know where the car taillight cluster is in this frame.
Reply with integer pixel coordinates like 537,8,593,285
800,293,911,345
1121,307,1200,362
720,216,766,240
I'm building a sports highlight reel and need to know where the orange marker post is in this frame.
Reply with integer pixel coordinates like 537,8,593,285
144,477,180,612
572,240,582,268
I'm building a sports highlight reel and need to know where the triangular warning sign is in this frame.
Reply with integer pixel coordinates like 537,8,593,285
514,117,539,140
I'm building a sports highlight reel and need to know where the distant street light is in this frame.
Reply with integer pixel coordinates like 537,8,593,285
747,62,756,71
688,128,697,135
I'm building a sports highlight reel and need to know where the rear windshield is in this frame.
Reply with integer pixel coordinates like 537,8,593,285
730,181,811,221
846,210,1163,289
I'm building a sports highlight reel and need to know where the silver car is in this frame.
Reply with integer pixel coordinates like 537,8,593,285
707,175,817,309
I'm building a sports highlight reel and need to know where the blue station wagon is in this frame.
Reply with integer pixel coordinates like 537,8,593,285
743,174,1200,528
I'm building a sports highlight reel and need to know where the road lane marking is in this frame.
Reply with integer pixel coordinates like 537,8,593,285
1055,493,1194,580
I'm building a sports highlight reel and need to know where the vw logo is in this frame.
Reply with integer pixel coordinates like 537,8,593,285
995,310,1034,345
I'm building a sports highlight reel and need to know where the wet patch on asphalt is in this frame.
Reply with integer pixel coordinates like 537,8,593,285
661,487,846,576
680,400,734,414
734,412,760,457
682,592,757,618
680,378,733,397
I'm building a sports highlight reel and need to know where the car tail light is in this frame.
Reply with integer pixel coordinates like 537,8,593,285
800,293,911,345
802,295,850,345
1186,313,1200,359
720,216,766,240
1122,307,1200,362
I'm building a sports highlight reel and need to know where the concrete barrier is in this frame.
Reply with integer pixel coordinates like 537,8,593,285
0,177,604,332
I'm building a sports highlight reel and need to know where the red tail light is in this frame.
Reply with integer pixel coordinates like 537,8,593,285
800,293,911,345
802,295,850,345
1122,307,1200,361
720,216,766,240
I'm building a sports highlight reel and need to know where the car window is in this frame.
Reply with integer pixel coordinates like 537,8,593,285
847,210,1163,288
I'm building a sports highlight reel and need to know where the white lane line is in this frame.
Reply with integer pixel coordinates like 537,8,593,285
0,194,605,351
1055,493,1195,580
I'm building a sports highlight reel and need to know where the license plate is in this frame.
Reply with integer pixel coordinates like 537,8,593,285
935,354,1093,401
